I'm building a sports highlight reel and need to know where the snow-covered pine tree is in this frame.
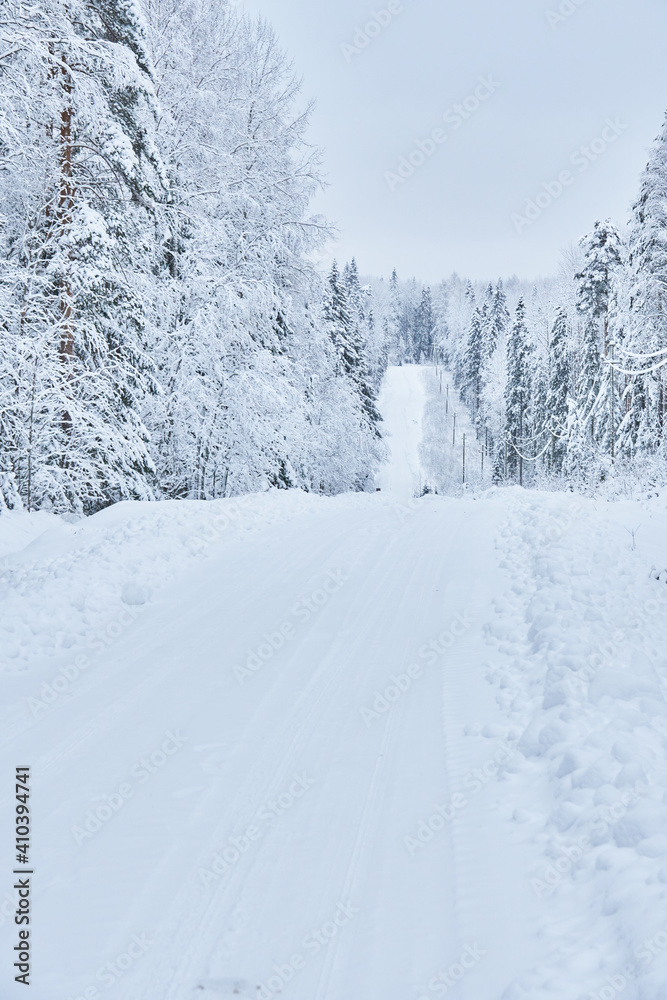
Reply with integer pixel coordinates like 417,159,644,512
414,286,435,362
626,117,667,454
344,260,387,393
491,280,510,348
325,262,381,433
576,220,623,357
464,305,485,417
290,296,385,493
478,280,510,451
0,0,165,512
565,315,604,481
343,259,366,321
477,283,495,366
546,307,570,472
453,281,476,389
504,298,533,483
387,268,403,363
575,220,625,463
529,356,549,474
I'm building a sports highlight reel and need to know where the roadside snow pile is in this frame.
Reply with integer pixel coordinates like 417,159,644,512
0,491,341,673
0,508,64,559
485,490,667,1000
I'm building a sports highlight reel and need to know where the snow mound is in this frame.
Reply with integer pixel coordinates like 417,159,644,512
485,491,667,999
0,491,328,672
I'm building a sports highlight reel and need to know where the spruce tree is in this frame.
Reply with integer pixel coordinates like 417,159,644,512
325,262,381,431
343,258,366,321
414,287,435,361
576,220,623,356
627,115,667,450
464,304,487,418
0,0,166,511
505,298,532,483
565,316,604,480
492,280,510,339
546,307,570,472
388,268,402,362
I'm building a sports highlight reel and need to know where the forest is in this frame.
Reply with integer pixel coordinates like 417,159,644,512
1,0,666,513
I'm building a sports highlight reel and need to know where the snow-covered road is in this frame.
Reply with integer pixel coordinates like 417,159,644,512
2,367,667,1000
376,364,427,497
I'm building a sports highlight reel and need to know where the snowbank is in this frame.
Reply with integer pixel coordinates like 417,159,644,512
485,489,667,999
0,491,343,672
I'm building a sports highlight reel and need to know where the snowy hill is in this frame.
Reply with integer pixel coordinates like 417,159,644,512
2,367,667,999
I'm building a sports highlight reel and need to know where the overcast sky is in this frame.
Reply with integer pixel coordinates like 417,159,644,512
241,0,667,284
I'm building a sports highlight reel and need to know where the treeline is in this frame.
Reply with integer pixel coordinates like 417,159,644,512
382,272,439,365
0,0,385,513
386,113,667,492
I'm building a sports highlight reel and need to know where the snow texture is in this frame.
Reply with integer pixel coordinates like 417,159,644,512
1,367,667,999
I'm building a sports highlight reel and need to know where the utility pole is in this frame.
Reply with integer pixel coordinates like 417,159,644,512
462,433,466,485
452,413,456,447
446,385,449,413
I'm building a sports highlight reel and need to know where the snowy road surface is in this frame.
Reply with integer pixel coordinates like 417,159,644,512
376,365,426,497
2,368,667,1000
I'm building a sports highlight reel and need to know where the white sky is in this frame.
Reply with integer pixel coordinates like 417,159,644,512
241,0,667,283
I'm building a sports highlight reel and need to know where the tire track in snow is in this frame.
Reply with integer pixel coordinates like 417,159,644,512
126,515,426,999
310,689,401,1000
0,507,391,806
138,502,469,999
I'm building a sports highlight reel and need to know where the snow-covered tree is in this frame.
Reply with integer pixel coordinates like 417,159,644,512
576,220,623,356
463,305,484,415
504,298,533,483
624,117,667,453
0,0,166,511
546,307,570,472
414,286,435,362
325,262,381,432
